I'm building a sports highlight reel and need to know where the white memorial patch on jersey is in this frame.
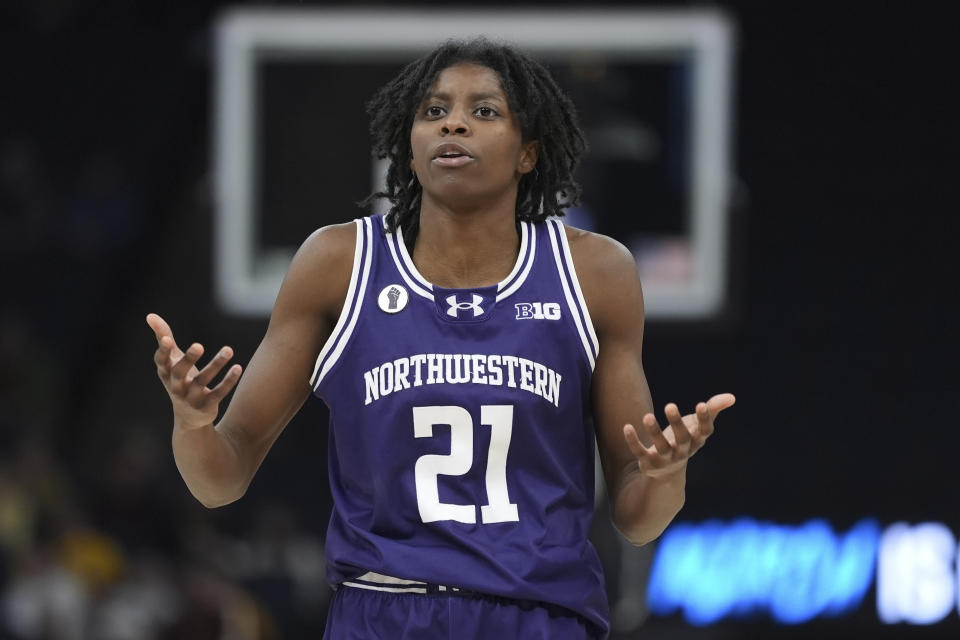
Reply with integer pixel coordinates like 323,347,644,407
378,284,408,313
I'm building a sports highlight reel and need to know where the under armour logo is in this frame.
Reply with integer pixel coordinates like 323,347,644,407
446,294,484,318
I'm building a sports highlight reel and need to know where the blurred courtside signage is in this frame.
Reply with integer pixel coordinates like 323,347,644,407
650,518,960,628
214,9,735,318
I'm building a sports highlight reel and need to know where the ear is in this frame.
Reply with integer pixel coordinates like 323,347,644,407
517,140,539,175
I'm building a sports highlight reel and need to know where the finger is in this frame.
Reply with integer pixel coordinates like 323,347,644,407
155,337,188,380
192,346,235,389
622,424,653,460
208,364,243,402
148,314,185,363
706,393,736,417
170,343,204,387
154,335,173,369
665,403,691,446
146,313,175,344
696,402,714,438
641,413,672,455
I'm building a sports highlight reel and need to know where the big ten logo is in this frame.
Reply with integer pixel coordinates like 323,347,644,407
515,302,561,320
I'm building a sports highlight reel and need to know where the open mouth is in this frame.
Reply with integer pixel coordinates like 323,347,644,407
431,142,474,166
432,152,474,167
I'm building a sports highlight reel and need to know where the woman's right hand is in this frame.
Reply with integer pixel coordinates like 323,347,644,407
146,313,243,430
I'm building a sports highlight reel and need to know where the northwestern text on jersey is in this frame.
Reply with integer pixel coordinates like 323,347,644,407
362,353,562,408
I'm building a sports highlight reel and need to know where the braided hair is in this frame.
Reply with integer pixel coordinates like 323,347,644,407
362,38,587,248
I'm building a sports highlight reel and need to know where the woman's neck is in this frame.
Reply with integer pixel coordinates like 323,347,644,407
410,205,520,289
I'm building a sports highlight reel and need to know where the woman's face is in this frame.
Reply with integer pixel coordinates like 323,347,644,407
409,63,538,211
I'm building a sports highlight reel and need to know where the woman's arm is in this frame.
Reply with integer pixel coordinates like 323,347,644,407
147,222,356,507
568,228,735,545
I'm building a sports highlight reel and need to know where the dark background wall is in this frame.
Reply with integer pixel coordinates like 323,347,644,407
1,1,958,638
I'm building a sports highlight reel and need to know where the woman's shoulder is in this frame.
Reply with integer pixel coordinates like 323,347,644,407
299,220,359,261
558,221,644,331
560,222,638,284
276,220,361,320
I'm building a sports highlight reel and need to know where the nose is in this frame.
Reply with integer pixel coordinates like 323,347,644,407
441,107,470,135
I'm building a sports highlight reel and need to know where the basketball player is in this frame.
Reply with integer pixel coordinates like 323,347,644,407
147,39,734,639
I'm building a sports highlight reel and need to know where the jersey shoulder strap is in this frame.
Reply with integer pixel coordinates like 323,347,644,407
544,218,600,370
310,216,374,390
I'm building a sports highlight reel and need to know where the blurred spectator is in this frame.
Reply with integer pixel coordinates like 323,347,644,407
187,505,330,637
90,425,181,555
0,314,66,446
0,139,51,259
1,555,87,640
88,553,178,640
62,152,139,262
0,467,36,564
161,567,276,640
1,507,88,640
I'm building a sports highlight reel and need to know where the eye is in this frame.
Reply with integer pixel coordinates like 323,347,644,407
424,105,445,118
475,106,498,118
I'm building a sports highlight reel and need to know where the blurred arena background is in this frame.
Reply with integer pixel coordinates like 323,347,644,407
1,1,958,638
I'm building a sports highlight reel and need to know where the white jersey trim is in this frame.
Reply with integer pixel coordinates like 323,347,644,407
383,215,536,303
547,218,598,370
354,571,425,586
495,221,536,302
342,570,429,594
496,220,530,293
341,581,428,594
394,224,433,292
553,219,600,357
310,218,373,389
383,217,433,301
342,571,474,595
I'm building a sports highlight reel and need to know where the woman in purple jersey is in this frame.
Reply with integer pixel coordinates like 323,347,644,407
146,39,734,639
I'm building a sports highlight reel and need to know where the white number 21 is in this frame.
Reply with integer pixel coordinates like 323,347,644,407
413,405,519,524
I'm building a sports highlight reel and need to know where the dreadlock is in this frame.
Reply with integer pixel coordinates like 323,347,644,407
361,38,587,248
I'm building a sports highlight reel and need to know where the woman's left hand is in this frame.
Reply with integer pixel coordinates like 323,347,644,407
623,393,736,479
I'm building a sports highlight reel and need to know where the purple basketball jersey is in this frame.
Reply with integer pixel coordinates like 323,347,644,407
312,214,609,633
